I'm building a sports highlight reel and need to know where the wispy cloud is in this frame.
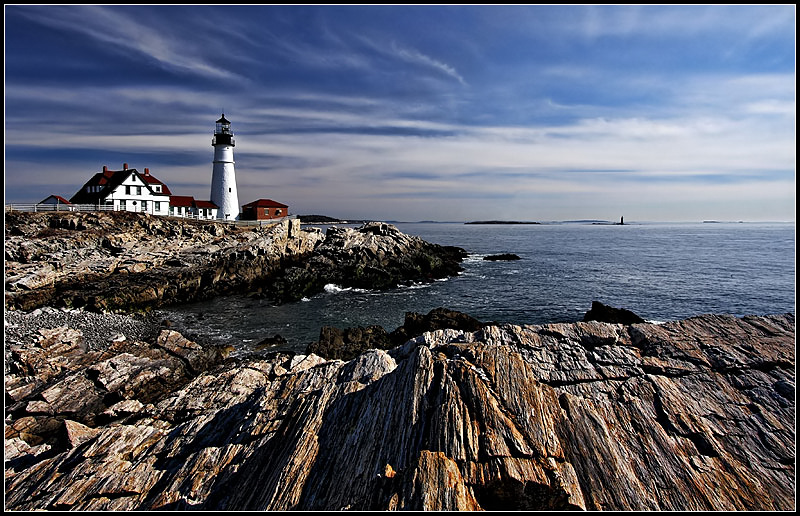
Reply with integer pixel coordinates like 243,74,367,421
13,5,241,80
389,42,468,86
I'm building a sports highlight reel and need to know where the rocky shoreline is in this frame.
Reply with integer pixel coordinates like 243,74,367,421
4,306,795,510
5,212,466,311
4,212,796,511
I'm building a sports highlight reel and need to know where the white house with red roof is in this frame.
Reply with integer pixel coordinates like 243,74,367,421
69,163,172,216
68,163,219,219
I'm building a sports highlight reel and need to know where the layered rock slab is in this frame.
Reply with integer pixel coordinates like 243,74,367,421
4,313,794,511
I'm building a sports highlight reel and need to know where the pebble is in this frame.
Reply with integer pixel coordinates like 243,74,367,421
4,306,162,354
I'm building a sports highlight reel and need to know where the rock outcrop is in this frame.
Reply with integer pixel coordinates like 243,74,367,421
483,253,521,261
266,222,466,302
583,300,646,324
307,308,486,361
4,311,794,511
4,213,465,311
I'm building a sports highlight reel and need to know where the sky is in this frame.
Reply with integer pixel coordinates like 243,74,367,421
4,4,796,222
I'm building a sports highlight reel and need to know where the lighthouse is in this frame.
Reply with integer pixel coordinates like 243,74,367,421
210,114,240,220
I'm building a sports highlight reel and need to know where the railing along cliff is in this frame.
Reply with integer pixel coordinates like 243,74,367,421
5,203,295,227
5,203,114,213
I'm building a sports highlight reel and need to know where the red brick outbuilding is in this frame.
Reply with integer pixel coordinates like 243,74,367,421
240,199,289,220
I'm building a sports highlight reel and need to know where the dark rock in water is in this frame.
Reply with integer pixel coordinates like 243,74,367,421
307,325,393,361
256,334,288,350
4,312,794,511
483,253,521,261
308,308,484,361
390,307,485,346
583,301,646,324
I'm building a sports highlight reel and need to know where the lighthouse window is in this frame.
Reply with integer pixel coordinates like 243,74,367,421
229,188,232,193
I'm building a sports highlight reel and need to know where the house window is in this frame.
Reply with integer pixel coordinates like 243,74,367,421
141,201,148,212
125,186,131,195
154,185,161,192
154,201,161,212
136,186,142,196
120,200,126,210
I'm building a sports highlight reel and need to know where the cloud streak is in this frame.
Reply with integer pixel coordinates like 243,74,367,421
4,5,795,222
12,5,241,80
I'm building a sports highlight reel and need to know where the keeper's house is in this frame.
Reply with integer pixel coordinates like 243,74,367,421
240,198,289,220
69,164,171,215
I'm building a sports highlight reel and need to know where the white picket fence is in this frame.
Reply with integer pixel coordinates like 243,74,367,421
5,203,114,213
5,203,295,227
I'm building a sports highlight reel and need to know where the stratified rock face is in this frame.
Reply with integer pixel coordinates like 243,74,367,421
4,214,464,311
4,313,794,511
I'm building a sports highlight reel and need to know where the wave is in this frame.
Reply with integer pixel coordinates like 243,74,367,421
464,253,489,263
323,284,369,294
324,283,350,294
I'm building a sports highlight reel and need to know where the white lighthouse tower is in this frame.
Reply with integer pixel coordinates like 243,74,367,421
210,113,240,220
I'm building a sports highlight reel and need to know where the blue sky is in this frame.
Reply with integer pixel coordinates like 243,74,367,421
4,5,796,221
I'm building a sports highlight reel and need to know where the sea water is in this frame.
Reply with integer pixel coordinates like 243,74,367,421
156,221,795,354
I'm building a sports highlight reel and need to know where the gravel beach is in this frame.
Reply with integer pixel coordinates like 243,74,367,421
4,307,163,366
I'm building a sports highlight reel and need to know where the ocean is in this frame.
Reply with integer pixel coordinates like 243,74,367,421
156,221,796,355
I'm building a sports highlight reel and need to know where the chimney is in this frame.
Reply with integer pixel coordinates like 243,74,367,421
103,166,108,173
144,167,150,176
123,163,128,170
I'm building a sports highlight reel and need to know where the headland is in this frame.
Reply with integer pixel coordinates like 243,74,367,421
3,211,795,511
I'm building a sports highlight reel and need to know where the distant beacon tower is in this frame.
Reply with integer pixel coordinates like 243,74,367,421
210,113,240,220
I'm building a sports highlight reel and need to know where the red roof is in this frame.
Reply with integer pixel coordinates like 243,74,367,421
141,173,172,195
170,195,195,207
70,166,170,204
193,200,218,209
242,198,288,208
40,195,72,204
